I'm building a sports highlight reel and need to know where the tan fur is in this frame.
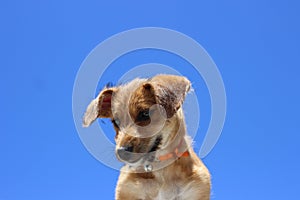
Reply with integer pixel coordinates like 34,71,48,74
83,75,211,200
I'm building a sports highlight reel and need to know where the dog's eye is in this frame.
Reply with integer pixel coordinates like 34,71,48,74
136,109,151,122
112,118,120,128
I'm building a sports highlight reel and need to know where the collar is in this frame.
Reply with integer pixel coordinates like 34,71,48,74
126,139,191,173
142,139,190,172
156,138,190,161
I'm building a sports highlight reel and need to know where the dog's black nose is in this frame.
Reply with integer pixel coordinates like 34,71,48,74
117,146,134,162
123,145,134,152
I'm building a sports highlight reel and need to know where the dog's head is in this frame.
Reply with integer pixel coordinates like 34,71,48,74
83,75,190,166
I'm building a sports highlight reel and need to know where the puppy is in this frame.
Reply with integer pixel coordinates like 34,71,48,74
83,75,211,200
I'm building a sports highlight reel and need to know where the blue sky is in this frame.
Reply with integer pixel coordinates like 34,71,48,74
1,0,300,199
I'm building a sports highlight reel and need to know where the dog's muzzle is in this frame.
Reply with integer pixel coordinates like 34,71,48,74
117,146,144,163
116,136,162,164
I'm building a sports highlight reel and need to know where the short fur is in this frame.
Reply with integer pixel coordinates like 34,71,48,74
83,75,211,200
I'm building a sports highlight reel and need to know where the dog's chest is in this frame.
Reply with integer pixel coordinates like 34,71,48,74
153,184,181,200
152,181,197,200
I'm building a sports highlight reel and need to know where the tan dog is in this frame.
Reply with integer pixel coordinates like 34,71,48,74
83,75,211,200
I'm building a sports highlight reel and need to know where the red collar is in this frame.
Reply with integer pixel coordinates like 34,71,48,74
157,140,190,161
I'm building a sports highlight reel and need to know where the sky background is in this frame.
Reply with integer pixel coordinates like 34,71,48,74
1,0,300,199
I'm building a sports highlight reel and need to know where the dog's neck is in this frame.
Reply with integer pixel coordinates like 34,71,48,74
157,137,190,161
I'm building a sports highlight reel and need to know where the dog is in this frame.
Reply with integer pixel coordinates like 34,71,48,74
83,74,211,200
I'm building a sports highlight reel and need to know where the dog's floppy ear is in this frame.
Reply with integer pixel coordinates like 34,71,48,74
143,75,191,118
82,88,116,127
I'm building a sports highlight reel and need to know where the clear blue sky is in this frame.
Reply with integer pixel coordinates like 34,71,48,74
1,0,300,199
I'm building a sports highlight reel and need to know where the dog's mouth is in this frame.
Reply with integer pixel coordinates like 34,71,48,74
148,135,162,153
116,135,162,164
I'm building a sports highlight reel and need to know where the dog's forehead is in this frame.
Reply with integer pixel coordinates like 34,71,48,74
112,78,147,109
